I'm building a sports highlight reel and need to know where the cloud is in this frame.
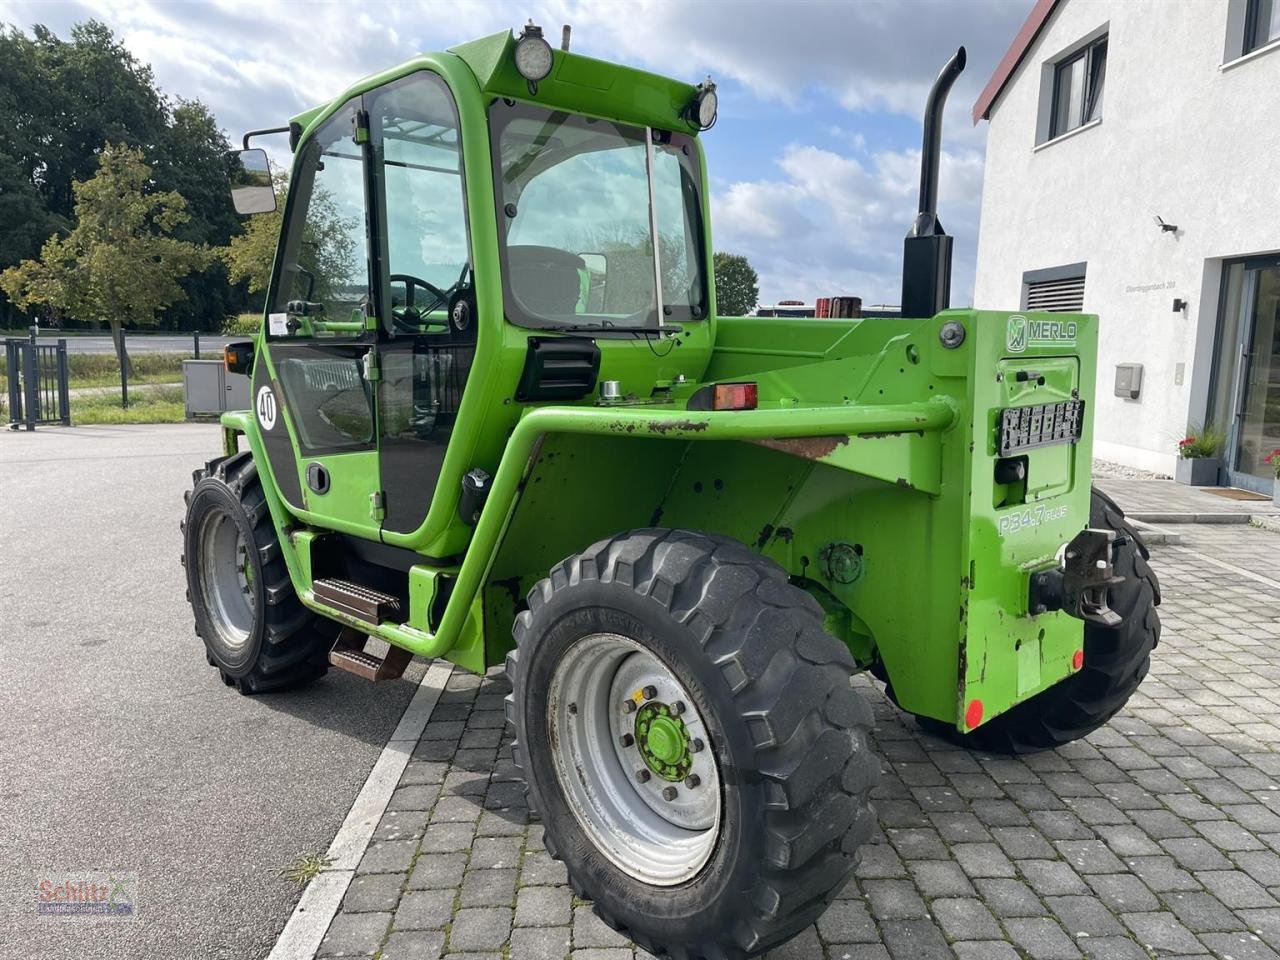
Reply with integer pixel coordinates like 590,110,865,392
715,143,985,307
0,0,1030,307
1,0,1026,143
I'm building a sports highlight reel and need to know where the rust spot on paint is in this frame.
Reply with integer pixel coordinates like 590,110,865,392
775,526,794,543
646,419,709,435
752,435,849,460
755,524,775,549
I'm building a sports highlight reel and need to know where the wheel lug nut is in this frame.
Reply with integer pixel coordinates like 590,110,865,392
685,774,700,789
619,733,634,748
635,769,651,783
672,700,686,715
662,786,678,801
621,700,636,714
690,738,704,753
642,685,657,700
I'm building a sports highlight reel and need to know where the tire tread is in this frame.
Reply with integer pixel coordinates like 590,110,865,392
506,528,879,959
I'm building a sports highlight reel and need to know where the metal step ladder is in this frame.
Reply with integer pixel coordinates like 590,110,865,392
313,578,412,681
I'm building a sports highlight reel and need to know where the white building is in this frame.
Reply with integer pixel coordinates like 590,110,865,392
972,0,1280,487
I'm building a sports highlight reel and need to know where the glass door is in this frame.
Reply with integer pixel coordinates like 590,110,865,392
257,95,383,536
1223,260,1280,492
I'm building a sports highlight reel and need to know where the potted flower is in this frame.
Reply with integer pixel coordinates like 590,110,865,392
1265,448,1280,505
1175,424,1226,486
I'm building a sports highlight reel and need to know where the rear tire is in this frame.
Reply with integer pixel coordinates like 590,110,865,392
505,529,879,959
932,487,1161,754
182,452,333,694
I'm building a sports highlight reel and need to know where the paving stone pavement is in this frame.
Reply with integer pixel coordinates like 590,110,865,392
314,523,1280,959
1096,478,1280,519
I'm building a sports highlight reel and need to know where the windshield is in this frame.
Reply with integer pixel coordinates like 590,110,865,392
490,100,707,330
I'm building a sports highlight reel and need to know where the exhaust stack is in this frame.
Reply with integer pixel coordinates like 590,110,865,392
901,46,966,320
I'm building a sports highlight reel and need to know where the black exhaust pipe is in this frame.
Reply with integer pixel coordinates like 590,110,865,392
901,46,966,320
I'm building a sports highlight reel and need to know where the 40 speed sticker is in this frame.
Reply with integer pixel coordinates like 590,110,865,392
998,503,1069,536
256,385,277,431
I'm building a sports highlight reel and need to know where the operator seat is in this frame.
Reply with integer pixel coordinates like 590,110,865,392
507,245,585,318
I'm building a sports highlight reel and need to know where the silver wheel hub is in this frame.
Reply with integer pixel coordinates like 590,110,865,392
547,633,722,886
197,508,256,652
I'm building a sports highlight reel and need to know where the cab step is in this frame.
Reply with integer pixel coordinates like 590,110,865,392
313,578,402,623
329,627,413,681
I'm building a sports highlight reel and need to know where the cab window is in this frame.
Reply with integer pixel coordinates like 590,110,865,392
490,100,707,330
270,98,371,339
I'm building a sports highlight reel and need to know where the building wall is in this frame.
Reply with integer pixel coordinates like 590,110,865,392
974,0,1280,474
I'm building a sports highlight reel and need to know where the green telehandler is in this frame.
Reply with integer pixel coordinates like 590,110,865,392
185,24,1160,959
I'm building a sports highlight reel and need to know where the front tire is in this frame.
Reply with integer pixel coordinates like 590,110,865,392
941,487,1161,754
182,452,333,694
506,529,879,959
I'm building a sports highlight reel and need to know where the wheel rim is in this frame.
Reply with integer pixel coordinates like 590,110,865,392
546,633,721,886
197,507,256,652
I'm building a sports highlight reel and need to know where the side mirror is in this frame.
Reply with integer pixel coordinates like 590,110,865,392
226,148,275,215
578,252,607,312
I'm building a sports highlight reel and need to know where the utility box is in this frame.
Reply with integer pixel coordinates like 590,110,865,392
184,360,250,418
1114,363,1143,400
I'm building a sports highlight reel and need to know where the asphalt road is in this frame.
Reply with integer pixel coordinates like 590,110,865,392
0,424,425,960
4,334,234,355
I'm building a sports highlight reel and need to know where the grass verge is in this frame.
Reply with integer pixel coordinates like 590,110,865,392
71,385,186,424
1,352,188,393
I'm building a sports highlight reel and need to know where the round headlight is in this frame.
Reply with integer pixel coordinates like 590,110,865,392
514,24,553,82
688,79,718,130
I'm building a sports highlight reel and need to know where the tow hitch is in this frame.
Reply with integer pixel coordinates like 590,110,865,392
1029,528,1125,628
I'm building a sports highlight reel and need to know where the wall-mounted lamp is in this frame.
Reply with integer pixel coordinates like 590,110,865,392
1172,298,1187,313
1154,215,1179,233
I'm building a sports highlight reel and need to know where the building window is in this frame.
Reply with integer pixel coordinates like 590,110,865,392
1050,36,1107,139
1022,264,1087,312
1246,0,1280,52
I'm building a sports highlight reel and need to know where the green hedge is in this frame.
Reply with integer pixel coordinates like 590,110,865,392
223,313,262,336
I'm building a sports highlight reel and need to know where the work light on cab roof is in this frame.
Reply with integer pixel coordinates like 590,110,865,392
514,21,553,83
689,77,718,130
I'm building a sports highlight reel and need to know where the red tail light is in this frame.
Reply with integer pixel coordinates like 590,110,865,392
711,381,758,411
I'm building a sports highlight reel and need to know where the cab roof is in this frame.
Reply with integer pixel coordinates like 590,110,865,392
289,29,702,139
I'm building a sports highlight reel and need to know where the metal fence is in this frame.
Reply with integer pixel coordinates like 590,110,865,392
5,327,71,430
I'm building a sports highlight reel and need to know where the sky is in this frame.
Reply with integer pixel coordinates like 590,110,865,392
0,0,1036,307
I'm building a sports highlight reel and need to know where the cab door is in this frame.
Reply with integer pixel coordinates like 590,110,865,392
366,71,478,539
253,95,384,537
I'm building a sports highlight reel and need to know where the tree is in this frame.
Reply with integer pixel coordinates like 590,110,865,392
0,20,248,329
223,206,282,297
0,144,213,378
222,171,358,306
713,252,760,317
152,100,244,330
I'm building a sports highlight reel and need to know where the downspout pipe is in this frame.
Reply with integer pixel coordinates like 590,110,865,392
901,46,966,320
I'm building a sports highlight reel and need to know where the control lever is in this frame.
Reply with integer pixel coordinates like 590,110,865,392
287,299,326,317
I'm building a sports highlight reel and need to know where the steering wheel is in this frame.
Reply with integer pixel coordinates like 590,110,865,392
390,273,450,332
